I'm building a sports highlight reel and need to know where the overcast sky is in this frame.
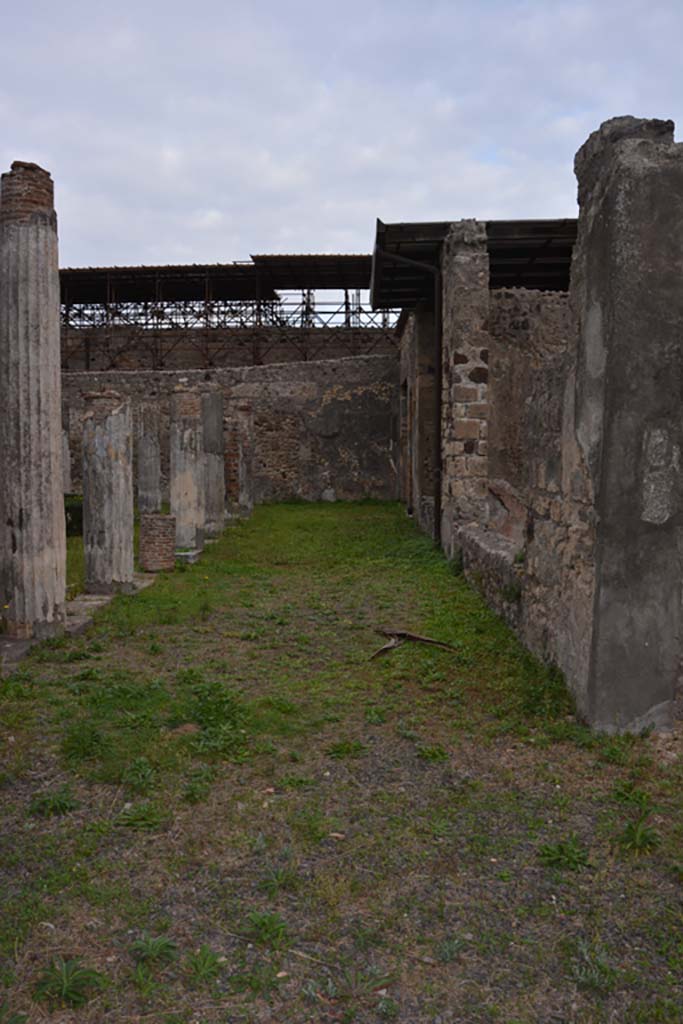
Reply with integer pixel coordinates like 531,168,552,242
1,1,681,267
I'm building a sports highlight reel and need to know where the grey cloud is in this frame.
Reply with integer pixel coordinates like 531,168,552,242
2,0,683,266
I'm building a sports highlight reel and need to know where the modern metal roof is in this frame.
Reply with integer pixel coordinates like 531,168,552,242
60,254,373,306
370,218,577,309
250,254,372,291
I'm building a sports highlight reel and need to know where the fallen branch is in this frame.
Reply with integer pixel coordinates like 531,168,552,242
370,628,459,660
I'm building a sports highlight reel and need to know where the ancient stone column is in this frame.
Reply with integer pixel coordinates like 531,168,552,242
0,162,66,638
560,116,683,732
62,430,72,494
170,387,205,551
136,402,162,513
224,401,254,519
202,388,225,537
82,392,134,594
439,220,490,558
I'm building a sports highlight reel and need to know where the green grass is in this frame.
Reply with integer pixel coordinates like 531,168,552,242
1,503,682,1023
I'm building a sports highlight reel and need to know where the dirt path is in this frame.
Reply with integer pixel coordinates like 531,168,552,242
1,503,682,1023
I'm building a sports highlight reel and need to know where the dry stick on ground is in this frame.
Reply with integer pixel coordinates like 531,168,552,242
369,628,459,660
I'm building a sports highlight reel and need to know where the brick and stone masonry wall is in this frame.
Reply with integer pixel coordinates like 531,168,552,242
439,221,490,558
436,118,683,733
62,355,398,505
139,514,176,572
487,288,572,543
453,287,576,646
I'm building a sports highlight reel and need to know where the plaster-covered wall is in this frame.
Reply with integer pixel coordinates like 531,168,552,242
62,355,399,506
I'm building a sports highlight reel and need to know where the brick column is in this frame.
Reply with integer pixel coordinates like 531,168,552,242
439,220,490,558
170,387,205,550
202,388,225,537
139,514,176,572
0,162,66,638
82,391,135,594
561,116,683,732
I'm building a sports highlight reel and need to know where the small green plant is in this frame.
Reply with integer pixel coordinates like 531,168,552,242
185,945,222,985
116,801,167,831
291,805,331,844
598,734,636,765
396,721,419,742
34,957,106,1008
182,674,249,759
259,865,299,898
326,739,366,759
612,780,652,811
336,965,393,1000
130,932,178,965
279,773,314,789
351,921,384,951
417,743,448,763
147,640,163,655
29,784,79,817
244,910,289,949
435,936,466,963
538,834,589,871
618,814,661,855
231,961,281,996
132,962,159,999
365,705,386,725
671,862,683,883
182,764,216,804
122,757,157,794
568,938,617,993
61,721,105,764
0,1001,27,1024
377,996,400,1019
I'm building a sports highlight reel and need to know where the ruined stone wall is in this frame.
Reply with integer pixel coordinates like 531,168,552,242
487,289,572,542
459,286,590,689
62,355,398,505
439,118,683,733
61,325,396,370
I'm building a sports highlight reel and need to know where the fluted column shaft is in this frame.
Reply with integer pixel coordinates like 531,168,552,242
82,392,134,594
170,388,205,550
0,162,66,638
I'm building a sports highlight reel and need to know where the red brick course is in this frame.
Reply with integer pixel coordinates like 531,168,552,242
139,514,176,572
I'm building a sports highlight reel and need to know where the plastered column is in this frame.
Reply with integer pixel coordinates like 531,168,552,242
0,162,66,638
82,391,134,594
440,220,490,558
562,116,683,732
136,402,162,513
224,401,254,519
202,388,225,537
170,387,205,550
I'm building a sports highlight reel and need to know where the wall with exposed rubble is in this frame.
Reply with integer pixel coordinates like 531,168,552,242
62,354,399,505
419,117,683,734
